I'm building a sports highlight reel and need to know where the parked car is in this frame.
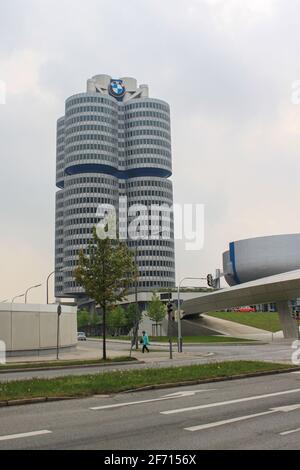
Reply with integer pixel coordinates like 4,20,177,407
77,331,87,341
237,307,256,312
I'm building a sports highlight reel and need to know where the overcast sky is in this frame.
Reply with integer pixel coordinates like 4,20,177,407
1,0,300,303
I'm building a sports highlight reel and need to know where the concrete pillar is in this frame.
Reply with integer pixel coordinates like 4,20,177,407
277,301,298,339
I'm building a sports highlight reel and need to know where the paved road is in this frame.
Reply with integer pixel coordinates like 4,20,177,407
0,341,296,382
1,372,300,449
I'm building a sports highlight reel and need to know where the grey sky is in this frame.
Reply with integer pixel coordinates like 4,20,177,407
1,0,300,303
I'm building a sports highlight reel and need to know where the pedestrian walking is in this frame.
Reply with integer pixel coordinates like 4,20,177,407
141,331,150,353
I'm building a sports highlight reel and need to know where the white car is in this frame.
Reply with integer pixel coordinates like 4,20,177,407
77,332,87,341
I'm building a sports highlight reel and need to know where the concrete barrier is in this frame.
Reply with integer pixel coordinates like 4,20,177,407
0,304,77,357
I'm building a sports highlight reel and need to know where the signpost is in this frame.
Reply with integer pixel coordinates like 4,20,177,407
57,304,62,360
167,301,174,360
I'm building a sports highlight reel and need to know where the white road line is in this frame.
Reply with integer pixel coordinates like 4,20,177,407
90,389,214,410
0,430,52,442
185,410,275,432
292,371,300,374
280,427,300,436
161,388,300,415
185,404,300,432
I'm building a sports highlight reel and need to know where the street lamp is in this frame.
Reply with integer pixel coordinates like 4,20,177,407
25,284,42,304
11,293,25,303
46,271,55,304
46,268,67,304
177,276,207,352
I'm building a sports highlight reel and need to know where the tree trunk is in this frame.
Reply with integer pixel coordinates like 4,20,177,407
103,304,107,360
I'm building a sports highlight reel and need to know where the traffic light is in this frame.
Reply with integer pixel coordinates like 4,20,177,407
207,274,213,287
57,304,62,316
167,302,174,320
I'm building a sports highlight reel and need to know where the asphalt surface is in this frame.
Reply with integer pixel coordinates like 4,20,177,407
0,340,296,382
1,372,300,449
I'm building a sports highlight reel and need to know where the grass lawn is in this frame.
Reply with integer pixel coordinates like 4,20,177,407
0,361,292,402
100,335,255,343
207,311,281,333
0,356,136,371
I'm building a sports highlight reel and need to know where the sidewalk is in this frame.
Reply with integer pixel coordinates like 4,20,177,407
4,341,213,365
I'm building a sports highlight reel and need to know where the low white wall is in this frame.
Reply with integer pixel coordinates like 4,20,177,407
0,303,77,354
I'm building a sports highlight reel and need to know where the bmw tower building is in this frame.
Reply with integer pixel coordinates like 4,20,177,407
55,75,175,299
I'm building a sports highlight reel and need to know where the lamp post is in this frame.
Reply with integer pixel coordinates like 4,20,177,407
46,268,67,304
25,284,42,304
177,276,207,352
11,293,25,303
46,271,56,304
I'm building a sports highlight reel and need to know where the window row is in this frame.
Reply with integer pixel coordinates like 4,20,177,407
66,95,117,109
65,124,116,136
66,106,117,117
125,120,170,131
65,134,117,146
126,128,170,140
66,115,118,126
65,143,117,154
126,147,171,157
125,101,169,113
125,138,171,149
126,110,169,121
65,176,117,185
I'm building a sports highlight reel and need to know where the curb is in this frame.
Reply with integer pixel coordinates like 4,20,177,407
90,338,267,347
0,359,142,374
0,396,81,408
0,366,299,408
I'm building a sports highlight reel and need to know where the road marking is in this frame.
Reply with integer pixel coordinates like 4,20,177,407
161,388,300,415
280,427,300,436
185,404,300,432
292,371,300,374
185,410,275,432
90,389,215,410
0,430,52,442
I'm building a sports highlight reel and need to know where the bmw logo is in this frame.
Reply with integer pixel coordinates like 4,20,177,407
109,79,126,100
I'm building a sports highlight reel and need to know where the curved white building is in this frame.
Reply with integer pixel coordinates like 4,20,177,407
55,75,175,298
223,234,300,286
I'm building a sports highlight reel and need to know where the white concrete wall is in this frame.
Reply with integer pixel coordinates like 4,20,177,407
0,304,77,353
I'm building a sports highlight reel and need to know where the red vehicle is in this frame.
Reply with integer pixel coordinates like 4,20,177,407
236,306,256,312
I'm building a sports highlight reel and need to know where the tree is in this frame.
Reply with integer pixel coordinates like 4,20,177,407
108,305,127,336
146,293,167,336
126,303,143,350
125,303,142,330
77,309,90,329
74,228,137,360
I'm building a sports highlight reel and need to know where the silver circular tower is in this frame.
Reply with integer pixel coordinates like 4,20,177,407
55,75,175,298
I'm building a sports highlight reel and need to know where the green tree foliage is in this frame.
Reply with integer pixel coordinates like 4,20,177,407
126,303,143,350
77,309,90,329
125,304,142,330
90,311,101,327
146,293,167,336
108,306,127,336
74,228,137,359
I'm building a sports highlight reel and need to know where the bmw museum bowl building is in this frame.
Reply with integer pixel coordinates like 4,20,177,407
55,75,176,299
223,234,300,286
